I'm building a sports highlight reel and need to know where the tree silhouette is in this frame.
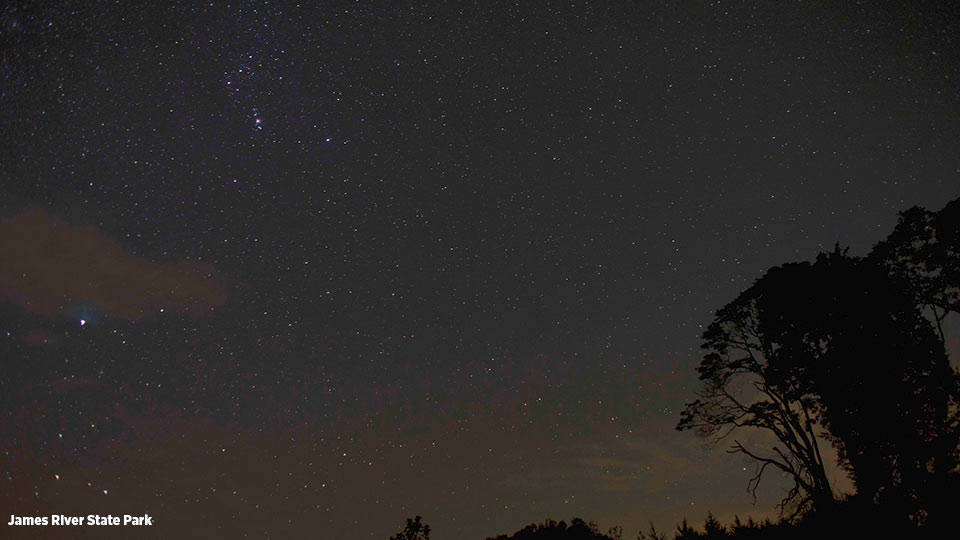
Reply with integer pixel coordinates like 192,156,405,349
869,198,960,341
389,515,431,540
863,197,960,529
801,256,957,525
678,197,960,527
702,513,725,539
674,517,698,539
677,255,839,515
484,517,617,539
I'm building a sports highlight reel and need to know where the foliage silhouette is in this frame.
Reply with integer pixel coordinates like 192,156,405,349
674,517,698,540
869,198,960,340
676,254,840,515
636,522,667,540
794,253,957,527
678,197,960,528
483,518,617,540
702,513,725,539
390,515,431,540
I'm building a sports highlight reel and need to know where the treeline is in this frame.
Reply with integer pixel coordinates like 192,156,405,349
394,505,953,540
478,503,953,539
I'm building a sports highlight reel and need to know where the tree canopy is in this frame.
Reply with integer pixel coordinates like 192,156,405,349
678,198,960,527
390,515,432,540
870,198,960,339
483,518,617,540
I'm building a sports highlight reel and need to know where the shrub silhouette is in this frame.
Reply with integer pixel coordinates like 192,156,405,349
484,518,617,540
390,515,431,540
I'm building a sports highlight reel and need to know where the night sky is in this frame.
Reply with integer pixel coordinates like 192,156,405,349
2,1,959,538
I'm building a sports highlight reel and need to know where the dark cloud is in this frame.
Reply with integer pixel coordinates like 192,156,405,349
0,207,226,321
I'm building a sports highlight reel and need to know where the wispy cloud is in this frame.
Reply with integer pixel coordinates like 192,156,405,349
0,207,226,320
